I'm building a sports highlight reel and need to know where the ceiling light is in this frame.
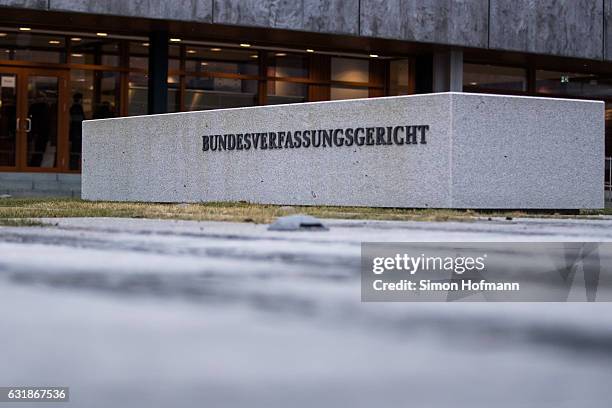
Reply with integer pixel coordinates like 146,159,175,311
210,47,221,52
369,54,378,58
240,43,251,47
201,62,208,66
19,27,31,31
142,42,149,47
306,49,314,53
71,53,84,58
469,82,478,86
250,54,258,59
48,40,61,45
187,49,196,54
96,32,108,37
169,38,181,42
275,52,287,57
71,37,81,42
0,33,7,37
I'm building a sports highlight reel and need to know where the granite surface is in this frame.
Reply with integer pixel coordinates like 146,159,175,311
450,93,604,208
82,92,604,209
0,0,46,8
360,0,488,48
212,0,359,35
1,0,610,61
49,0,213,22
489,0,604,60
605,0,612,60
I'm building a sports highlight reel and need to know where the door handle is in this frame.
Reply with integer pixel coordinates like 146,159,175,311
25,118,31,132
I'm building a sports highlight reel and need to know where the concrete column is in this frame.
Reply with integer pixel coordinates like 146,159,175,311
432,49,463,92
147,30,169,115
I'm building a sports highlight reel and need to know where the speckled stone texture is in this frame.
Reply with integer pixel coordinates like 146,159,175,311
490,0,603,60
213,0,359,35
450,94,603,209
49,0,213,22
82,93,604,209
360,0,488,48
0,0,46,8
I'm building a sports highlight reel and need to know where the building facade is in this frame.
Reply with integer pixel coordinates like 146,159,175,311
0,0,611,198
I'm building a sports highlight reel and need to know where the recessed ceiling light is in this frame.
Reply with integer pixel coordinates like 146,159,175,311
48,40,61,45
19,27,31,31
142,42,149,47
96,32,108,37
240,43,251,47
275,52,287,57
369,54,379,58
210,47,222,52
169,38,181,42
187,49,196,54
0,33,7,37
71,37,81,42
250,54,258,59
306,49,314,53
71,53,84,58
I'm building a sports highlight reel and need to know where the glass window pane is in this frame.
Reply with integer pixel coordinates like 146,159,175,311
331,57,369,83
330,85,368,100
184,46,258,75
389,59,412,95
69,70,94,170
130,56,148,70
184,76,257,111
168,75,180,113
463,64,527,92
0,73,17,167
267,81,307,104
0,32,65,63
536,70,612,99
169,45,180,58
169,58,180,71
130,41,149,57
267,52,308,78
93,71,120,119
70,37,120,66
27,76,58,168
128,72,148,116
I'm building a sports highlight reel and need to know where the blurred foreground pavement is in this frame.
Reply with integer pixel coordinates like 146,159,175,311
1,217,612,408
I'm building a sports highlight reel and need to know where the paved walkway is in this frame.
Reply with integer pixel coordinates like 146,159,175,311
1,217,611,407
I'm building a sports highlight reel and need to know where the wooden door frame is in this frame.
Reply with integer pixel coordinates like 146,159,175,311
0,66,23,171
0,65,70,173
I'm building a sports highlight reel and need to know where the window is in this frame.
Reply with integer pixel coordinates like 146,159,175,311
463,64,527,92
536,70,612,99
330,57,370,100
184,77,258,111
181,46,260,111
128,42,149,116
389,59,412,96
69,37,120,66
267,52,309,105
0,31,65,63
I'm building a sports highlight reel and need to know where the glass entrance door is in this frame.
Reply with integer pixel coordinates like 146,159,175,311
0,71,17,167
0,67,68,171
26,74,59,168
